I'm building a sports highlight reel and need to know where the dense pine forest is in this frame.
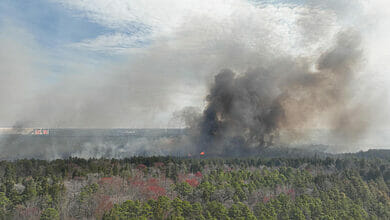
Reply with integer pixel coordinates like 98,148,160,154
1,150,390,219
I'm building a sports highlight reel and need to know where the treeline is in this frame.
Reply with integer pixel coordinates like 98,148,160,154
104,191,368,219
0,155,390,219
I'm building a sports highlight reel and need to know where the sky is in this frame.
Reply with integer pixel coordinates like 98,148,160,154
0,0,389,130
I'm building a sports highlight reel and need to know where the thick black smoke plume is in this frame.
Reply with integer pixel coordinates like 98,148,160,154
189,30,367,156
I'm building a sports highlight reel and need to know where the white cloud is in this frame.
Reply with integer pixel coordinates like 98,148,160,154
52,0,340,54
69,32,148,53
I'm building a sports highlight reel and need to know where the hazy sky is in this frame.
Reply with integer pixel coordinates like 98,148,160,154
0,0,389,129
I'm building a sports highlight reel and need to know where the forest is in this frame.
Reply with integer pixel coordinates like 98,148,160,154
0,150,390,219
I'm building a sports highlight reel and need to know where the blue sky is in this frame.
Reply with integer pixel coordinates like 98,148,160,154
0,0,153,74
0,0,110,49
0,0,111,80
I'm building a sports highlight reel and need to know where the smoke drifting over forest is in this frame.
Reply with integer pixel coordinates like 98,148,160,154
187,30,374,156
0,0,389,158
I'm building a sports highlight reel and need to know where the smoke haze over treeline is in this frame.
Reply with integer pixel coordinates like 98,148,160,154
184,30,385,155
0,0,390,157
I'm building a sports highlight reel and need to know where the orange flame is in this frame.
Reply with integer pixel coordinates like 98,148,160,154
200,152,205,155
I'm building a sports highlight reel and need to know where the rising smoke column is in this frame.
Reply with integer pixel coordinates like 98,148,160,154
1,0,387,159
191,30,366,156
